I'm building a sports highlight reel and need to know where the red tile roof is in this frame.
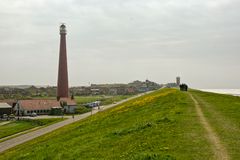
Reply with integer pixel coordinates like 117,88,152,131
18,98,76,111
19,100,61,111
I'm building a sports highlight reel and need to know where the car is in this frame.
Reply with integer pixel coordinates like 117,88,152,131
30,112,37,117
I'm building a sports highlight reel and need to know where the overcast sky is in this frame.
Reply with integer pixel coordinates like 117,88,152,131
0,0,240,88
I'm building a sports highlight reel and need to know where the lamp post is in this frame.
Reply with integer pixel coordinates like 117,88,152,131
61,108,64,119
17,103,20,121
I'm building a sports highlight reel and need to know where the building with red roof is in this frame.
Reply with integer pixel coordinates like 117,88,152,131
14,98,77,116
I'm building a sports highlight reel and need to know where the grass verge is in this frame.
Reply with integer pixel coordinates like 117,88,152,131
0,118,64,140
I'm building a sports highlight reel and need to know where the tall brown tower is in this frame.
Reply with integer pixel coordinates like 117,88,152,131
57,24,69,98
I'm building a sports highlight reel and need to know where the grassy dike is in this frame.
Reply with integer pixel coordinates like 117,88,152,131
1,89,212,160
190,90,240,159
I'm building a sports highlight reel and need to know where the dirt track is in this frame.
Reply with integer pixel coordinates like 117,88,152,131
189,93,229,160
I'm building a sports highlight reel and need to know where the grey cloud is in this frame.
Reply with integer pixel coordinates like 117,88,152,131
0,0,239,88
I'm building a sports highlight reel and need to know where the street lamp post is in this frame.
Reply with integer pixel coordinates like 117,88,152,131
17,103,20,121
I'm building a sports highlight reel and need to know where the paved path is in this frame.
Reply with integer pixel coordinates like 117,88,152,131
0,121,11,126
0,92,150,153
189,93,229,160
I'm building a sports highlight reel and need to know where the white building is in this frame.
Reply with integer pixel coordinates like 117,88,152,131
0,103,12,116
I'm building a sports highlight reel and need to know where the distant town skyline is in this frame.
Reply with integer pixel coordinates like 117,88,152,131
0,0,240,89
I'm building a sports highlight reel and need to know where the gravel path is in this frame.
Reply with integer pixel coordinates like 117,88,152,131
0,92,149,153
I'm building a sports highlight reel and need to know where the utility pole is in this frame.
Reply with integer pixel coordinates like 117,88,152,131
17,102,20,120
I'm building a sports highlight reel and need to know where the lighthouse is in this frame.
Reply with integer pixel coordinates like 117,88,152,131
57,24,69,99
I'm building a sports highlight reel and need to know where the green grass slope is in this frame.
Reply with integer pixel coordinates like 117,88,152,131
190,90,240,159
1,89,212,160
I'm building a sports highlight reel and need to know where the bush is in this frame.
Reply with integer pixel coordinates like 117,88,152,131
75,106,91,114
